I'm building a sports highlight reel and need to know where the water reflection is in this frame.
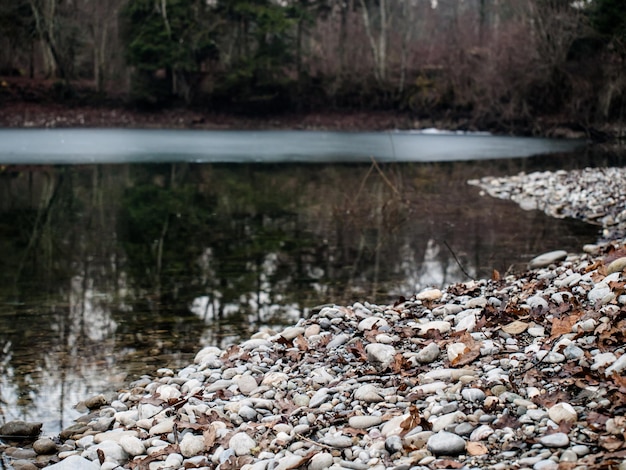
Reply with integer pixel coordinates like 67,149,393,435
0,151,611,434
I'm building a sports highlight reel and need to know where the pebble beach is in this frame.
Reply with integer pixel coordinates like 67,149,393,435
3,166,626,470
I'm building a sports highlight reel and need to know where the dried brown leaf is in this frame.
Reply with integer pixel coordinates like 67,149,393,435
550,312,583,339
467,441,488,456
599,434,625,451
400,405,431,433
294,335,309,351
203,426,217,448
347,340,368,361
501,320,529,335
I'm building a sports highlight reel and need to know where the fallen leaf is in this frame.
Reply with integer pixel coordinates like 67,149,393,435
550,312,583,339
294,335,309,351
467,441,488,456
347,340,368,361
203,426,217,448
400,405,431,433
502,320,529,335
599,434,625,451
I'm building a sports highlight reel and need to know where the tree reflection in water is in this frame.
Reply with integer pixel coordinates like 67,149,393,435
0,155,603,432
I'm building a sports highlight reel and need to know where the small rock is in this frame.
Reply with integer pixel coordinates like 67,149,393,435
83,394,108,410
280,326,305,340
45,455,100,470
320,434,352,448
591,352,617,371
607,257,626,275
416,289,443,301
385,435,403,454
119,435,145,457
353,384,383,403
539,432,570,448
348,415,383,429
427,430,466,456
462,388,486,403
229,432,256,456
309,452,334,470
548,403,577,424
528,250,567,269
180,433,206,458
275,452,305,470
0,421,42,438
415,342,440,363
309,388,331,408
365,343,396,368
33,437,58,455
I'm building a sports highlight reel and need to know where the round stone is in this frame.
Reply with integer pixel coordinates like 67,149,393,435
348,415,383,429
539,432,570,448
119,435,145,457
462,388,486,403
528,250,567,269
427,431,466,456
309,452,334,470
365,343,396,368
548,403,577,424
229,432,256,456
416,342,440,363
33,438,58,455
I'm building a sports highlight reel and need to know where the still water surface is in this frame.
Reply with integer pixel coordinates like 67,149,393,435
0,130,616,435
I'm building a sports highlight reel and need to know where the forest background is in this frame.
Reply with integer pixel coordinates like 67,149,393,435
0,0,624,137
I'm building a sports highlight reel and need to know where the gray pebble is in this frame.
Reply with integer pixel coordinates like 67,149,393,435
427,431,466,456
539,432,569,448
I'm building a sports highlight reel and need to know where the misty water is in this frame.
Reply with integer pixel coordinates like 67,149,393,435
0,129,618,435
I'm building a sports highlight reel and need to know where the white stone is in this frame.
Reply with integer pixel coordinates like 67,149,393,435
348,415,383,429
354,384,383,403
149,418,175,435
591,352,617,371
309,388,331,408
234,374,258,395
229,432,256,456
606,354,626,376
45,455,100,470
261,372,289,388
308,452,334,470
119,435,145,457
274,452,305,470
427,431,466,455
280,326,305,340
548,403,577,424
416,289,443,301
416,342,440,363
540,432,570,447
447,343,467,362
180,433,206,457
528,250,567,269
358,316,388,331
82,440,128,463
416,321,451,336
365,343,396,368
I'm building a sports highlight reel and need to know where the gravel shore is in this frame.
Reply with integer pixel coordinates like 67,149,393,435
3,166,626,470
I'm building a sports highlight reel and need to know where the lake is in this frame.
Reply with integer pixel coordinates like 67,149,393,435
0,129,619,435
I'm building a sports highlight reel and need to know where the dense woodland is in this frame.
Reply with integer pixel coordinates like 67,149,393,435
0,0,624,132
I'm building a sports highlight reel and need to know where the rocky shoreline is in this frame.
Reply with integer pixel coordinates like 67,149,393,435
0,100,618,140
2,167,626,470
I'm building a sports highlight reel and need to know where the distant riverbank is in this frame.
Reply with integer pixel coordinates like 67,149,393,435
1,99,622,142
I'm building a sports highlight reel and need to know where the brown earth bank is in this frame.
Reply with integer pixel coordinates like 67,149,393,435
0,77,622,140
